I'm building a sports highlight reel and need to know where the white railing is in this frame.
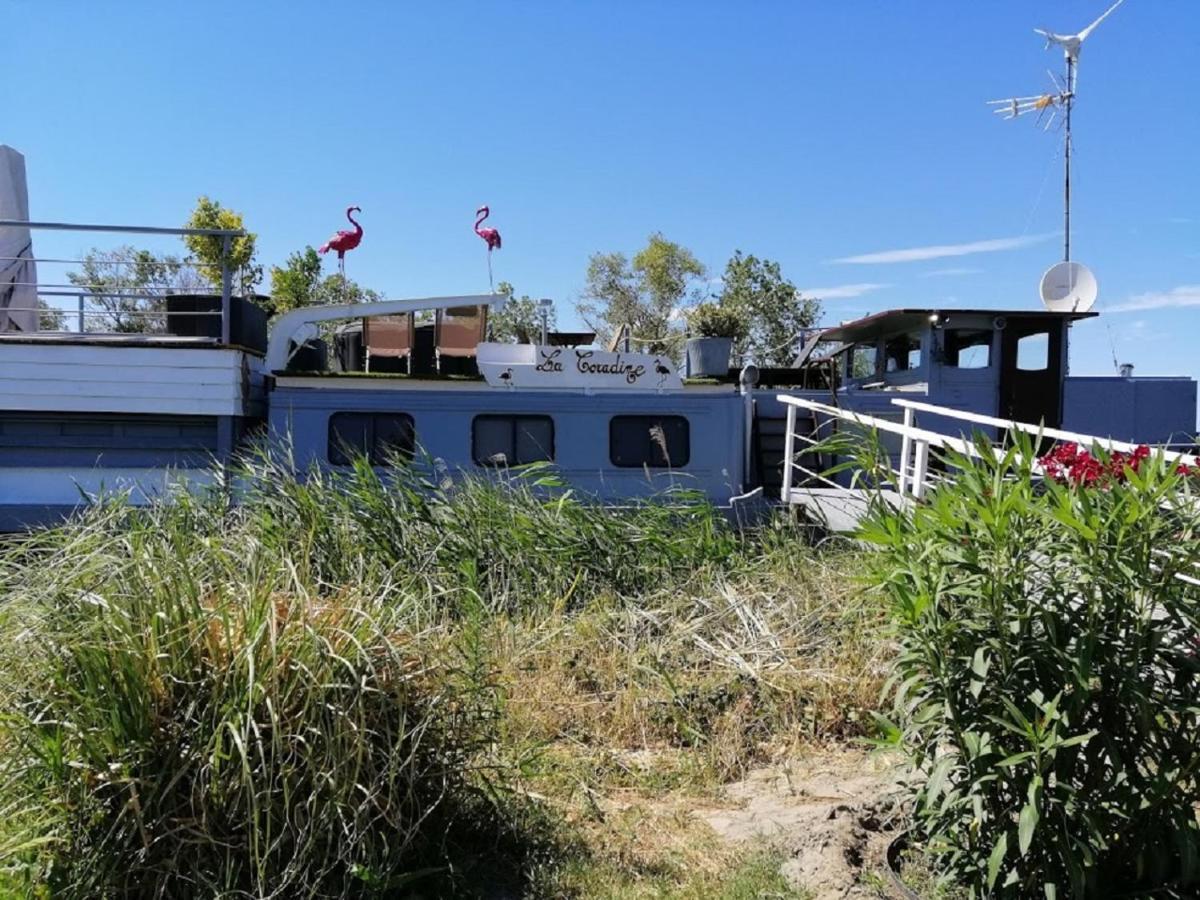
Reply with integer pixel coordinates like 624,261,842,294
777,394,1200,585
890,398,1200,470
778,395,1000,503
779,394,1200,505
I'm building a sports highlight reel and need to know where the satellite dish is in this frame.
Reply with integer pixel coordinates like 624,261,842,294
1040,260,1098,312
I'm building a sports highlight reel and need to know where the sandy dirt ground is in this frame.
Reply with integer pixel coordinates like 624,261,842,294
700,748,907,898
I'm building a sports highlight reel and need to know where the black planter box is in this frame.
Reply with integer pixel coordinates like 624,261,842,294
165,295,269,352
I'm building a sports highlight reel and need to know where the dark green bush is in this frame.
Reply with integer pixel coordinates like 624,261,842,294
865,436,1200,897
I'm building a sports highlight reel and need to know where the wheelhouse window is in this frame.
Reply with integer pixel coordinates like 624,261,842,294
473,415,554,466
850,343,879,379
609,415,690,468
328,412,415,466
1016,332,1050,371
884,333,922,372
943,329,992,369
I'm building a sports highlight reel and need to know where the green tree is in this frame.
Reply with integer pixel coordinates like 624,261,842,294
315,272,382,306
270,247,324,313
38,298,65,331
490,281,556,343
715,251,821,366
269,246,381,314
67,246,205,332
577,232,705,358
183,196,261,295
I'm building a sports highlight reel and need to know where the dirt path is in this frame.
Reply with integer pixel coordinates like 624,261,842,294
699,749,906,898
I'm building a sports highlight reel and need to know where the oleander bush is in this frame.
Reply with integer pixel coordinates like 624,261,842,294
864,433,1200,897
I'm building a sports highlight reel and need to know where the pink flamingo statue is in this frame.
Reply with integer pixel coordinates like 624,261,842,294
318,206,364,292
474,205,502,290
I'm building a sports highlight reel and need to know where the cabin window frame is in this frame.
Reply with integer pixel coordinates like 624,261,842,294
471,414,555,467
327,411,416,466
884,332,923,373
608,415,690,469
942,328,993,369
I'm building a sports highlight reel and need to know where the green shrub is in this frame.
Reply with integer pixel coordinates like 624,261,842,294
864,436,1200,897
687,303,744,340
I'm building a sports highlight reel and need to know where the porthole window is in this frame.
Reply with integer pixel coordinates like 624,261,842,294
472,415,554,466
328,412,415,466
609,415,690,468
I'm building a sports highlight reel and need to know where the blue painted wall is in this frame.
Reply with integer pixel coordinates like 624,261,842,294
1064,377,1197,445
268,383,751,503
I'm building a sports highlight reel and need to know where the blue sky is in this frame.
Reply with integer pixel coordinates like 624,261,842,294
7,1,1198,380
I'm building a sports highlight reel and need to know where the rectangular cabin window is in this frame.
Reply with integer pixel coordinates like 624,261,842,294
944,329,992,369
328,412,415,466
884,333,922,372
473,415,554,467
850,343,879,379
1016,332,1050,371
609,415,690,468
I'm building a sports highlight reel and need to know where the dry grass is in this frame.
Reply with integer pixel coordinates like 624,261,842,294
495,545,887,799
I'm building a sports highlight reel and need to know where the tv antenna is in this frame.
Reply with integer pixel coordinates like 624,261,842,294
987,0,1126,267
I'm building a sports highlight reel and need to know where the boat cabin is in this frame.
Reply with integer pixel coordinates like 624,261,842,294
796,307,1196,446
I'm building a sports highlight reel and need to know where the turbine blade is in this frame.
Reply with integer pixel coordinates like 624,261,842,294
1078,0,1126,42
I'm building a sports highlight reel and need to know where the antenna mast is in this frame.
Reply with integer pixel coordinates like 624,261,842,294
988,0,1125,265
1064,56,1073,262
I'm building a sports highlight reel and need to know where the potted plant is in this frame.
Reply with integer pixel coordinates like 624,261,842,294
685,303,742,377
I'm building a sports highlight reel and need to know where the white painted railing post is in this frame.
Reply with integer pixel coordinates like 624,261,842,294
911,439,929,500
781,402,797,501
898,406,914,496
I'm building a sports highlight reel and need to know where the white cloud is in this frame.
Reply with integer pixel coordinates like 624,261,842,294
830,232,1055,265
919,266,984,278
1108,285,1200,313
801,282,890,300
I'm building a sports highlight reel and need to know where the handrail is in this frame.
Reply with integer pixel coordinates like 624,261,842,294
0,219,243,238
1,219,243,343
890,398,1200,467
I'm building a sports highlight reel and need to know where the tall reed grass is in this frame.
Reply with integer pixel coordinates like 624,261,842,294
0,455,871,897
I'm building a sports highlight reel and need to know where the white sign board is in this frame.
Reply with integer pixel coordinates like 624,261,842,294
477,342,683,391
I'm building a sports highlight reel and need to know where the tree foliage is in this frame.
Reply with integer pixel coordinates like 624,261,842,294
183,196,261,295
37,298,65,331
66,246,205,333
490,281,556,343
269,246,380,314
715,251,820,366
577,233,705,358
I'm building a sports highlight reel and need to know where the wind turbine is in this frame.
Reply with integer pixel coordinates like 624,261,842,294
1035,0,1126,91
987,0,1126,264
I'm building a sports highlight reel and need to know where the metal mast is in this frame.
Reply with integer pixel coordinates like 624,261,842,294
1064,56,1074,262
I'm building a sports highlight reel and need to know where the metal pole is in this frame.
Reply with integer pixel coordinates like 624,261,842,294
912,439,929,500
220,234,232,345
1064,56,1073,262
781,403,797,502
898,406,914,496
77,296,85,333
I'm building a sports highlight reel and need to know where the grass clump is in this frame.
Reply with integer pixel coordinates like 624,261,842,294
0,453,879,897
0,502,517,898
